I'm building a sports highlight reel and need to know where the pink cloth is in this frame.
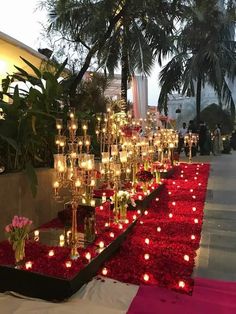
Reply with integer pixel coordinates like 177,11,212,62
127,278,236,314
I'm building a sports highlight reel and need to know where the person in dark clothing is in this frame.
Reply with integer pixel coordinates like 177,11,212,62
230,130,236,150
199,121,208,155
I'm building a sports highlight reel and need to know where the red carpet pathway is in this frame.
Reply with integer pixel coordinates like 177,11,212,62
101,163,210,294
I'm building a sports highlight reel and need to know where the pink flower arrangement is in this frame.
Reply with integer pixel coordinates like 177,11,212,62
5,216,32,242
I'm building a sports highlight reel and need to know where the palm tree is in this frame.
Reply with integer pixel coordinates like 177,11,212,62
158,0,236,124
41,0,182,110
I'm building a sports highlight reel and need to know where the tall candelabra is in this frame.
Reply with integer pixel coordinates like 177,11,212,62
184,132,198,163
53,110,96,259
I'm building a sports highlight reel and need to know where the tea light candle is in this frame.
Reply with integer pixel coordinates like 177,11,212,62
65,261,72,268
34,230,39,237
144,253,150,260
143,274,149,281
102,267,108,276
145,238,150,245
90,199,96,207
59,234,65,241
99,241,105,249
85,252,91,262
25,261,32,270
48,250,54,257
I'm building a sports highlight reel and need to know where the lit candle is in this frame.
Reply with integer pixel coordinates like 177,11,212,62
48,250,54,257
144,210,148,215
145,238,150,245
34,230,39,237
90,199,96,207
102,196,106,203
133,215,137,220
53,181,59,189
59,234,65,241
110,232,115,238
143,273,149,281
169,213,173,218
191,235,196,240
65,261,72,268
85,252,91,262
178,281,185,288
99,241,105,249
157,227,161,232
25,261,32,270
144,253,150,260
102,267,108,276
192,207,196,212
194,218,198,224
184,255,189,262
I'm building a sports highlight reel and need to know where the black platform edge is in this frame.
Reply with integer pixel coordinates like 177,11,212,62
0,168,175,301
0,220,136,301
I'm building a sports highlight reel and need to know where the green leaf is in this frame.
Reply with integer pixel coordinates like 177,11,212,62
55,58,68,79
25,161,38,198
0,134,18,151
20,57,42,78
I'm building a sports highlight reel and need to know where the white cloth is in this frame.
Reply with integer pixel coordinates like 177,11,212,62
0,277,139,314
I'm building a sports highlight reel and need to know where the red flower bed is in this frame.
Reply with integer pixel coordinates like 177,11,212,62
100,163,210,294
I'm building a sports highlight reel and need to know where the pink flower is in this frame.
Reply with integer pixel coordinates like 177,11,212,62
5,224,11,233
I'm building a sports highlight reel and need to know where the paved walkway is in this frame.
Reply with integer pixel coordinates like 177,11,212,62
181,151,236,281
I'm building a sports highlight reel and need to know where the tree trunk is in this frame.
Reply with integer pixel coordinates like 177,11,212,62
196,76,202,125
121,45,128,111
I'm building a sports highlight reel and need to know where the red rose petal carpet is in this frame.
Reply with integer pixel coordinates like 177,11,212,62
100,163,210,295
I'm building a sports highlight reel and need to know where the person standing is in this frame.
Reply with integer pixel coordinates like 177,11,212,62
213,123,222,155
178,122,188,154
199,121,207,155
